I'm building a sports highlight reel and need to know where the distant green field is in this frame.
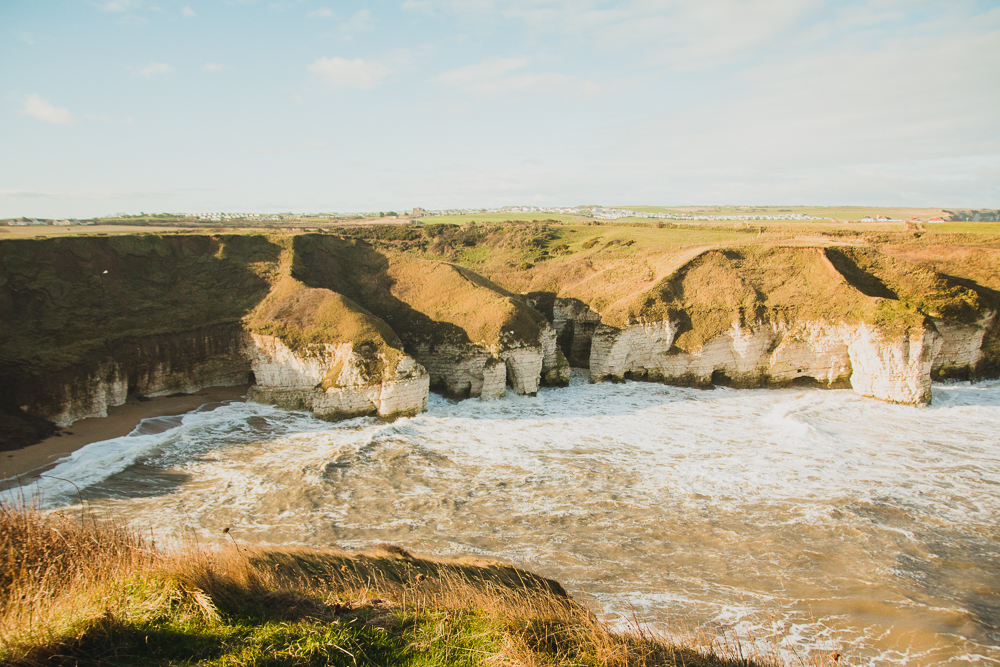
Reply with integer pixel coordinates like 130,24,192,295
415,213,589,225
619,205,948,222
612,206,692,214
553,224,746,252
927,222,1000,235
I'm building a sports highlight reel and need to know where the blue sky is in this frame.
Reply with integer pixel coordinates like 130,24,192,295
2,0,999,217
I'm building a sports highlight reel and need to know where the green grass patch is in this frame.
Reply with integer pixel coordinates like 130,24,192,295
415,213,588,225
926,222,1000,235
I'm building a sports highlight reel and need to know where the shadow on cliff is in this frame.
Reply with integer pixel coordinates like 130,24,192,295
290,235,476,354
935,273,1000,380
0,235,283,441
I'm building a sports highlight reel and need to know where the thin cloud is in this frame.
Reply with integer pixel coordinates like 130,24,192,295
307,57,389,89
256,141,328,156
100,0,137,12
308,9,372,32
21,32,35,45
344,9,371,31
182,5,195,17
402,0,434,14
435,57,599,97
203,62,226,72
138,62,173,78
21,94,75,124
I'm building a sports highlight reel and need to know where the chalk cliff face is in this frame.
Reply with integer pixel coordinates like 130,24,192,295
406,339,507,400
846,325,939,405
246,334,428,420
931,311,996,380
581,246,997,406
405,326,566,400
3,235,999,438
552,298,602,368
589,319,949,405
17,325,252,427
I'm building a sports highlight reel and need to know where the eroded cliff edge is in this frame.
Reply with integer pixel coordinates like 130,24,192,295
2,234,998,444
581,246,996,405
0,234,564,435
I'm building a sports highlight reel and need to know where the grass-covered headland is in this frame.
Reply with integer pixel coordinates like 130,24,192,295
0,503,812,667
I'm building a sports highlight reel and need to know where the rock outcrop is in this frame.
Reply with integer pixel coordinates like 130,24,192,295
14,325,252,427
586,246,992,405
3,233,999,440
243,280,429,419
539,322,571,387
293,246,557,399
246,334,428,420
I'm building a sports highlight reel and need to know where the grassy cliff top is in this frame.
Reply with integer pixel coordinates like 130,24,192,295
245,277,406,385
0,504,777,667
0,234,284,376
597,245,982,350
290,234,546,349
878,242,1000,297
386,259,545,349
2,228,996,384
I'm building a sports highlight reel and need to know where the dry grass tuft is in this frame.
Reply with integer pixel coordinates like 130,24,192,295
0,503,840,667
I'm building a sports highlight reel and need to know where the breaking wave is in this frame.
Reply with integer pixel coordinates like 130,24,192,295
8,374,1000,665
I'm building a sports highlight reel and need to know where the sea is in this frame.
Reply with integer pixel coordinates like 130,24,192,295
7,372,1000,666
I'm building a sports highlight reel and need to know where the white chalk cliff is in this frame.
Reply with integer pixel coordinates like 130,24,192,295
588,314,994,405
246,334,429,420
8,235,999,432
34,327,252,427
408,322,567,400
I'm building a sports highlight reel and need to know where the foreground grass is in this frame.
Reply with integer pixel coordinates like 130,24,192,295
0,504,838,667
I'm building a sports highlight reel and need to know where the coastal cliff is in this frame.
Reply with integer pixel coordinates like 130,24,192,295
0,234,557,434
0,235,275,430
244,279,429,420
2,233,998,440
19,326,252,427
287,236,566,398
585,247,991,405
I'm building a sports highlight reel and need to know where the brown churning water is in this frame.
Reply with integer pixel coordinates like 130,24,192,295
13,372,1000,666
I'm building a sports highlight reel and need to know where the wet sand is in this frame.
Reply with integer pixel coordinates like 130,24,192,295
0,385,248,483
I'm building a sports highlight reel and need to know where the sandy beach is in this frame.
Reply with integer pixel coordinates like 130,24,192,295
1,385,248,484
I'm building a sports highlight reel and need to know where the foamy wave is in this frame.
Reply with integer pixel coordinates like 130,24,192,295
2,401,337,506
16,377,1000,666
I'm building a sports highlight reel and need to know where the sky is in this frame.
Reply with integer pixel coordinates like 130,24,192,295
2,0,999,217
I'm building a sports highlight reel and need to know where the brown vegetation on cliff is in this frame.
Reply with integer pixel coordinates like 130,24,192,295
3,221,1000,443
245,276,406,384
